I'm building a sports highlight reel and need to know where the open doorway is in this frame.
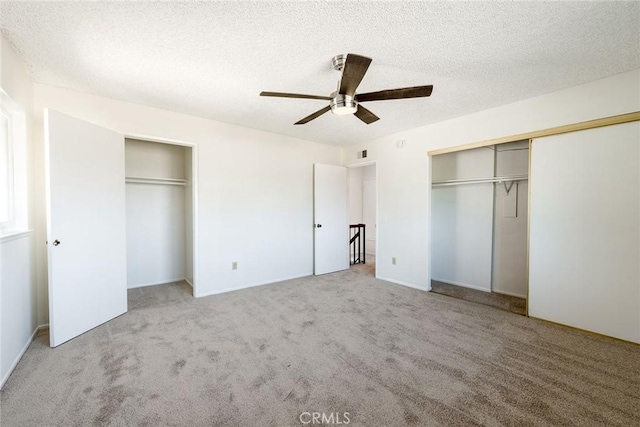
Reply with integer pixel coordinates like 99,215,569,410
124,137,197,298
430,141,528,315
348,163,377,277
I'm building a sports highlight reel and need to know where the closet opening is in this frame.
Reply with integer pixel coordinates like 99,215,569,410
429,140,529,315
124,137,196,298
347,162,377,277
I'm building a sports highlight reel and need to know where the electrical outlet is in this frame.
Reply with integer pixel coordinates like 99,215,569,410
392,257,396,265
232,261,238,270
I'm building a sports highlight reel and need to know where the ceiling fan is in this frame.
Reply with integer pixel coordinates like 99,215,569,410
260,53,433,125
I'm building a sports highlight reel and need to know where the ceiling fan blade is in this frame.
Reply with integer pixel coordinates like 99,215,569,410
356,85,433,102
260,91,331,101
294,106,331,125
354,105,380,125
339,54,372,97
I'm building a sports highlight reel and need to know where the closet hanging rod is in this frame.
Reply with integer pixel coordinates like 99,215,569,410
125,176,187,186
432,174,528,187
125,176,186,182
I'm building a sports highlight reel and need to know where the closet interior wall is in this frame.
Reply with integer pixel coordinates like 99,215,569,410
431,141,528,297
431,148,494,291
124,138,193,289
491,142,529,298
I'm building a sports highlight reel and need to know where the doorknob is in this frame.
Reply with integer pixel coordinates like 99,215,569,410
53,240,61,246
315,224,322,228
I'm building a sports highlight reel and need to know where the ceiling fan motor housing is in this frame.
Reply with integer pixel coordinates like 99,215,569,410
330,93,358,115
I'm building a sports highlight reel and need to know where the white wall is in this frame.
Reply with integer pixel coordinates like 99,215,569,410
31,84,342,320
491,142,529,298
431,148,495,291
348,166,363,225
125,139,188,288
0,36,38,388
1,236,37,387
529,122,639,343
126,184,186,287
362,164,375,181
348,164,377,257
362,168,376,256
346,69,640,293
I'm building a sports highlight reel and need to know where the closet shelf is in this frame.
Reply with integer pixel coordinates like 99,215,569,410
432,174,528,187
125,176,187,186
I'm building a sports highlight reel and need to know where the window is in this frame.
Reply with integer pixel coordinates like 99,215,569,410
0,109,14,227
0,90,28,236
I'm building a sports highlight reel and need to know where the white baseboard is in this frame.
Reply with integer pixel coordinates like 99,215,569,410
38,323,49,330
127,278,186,289
377,275,429,291
1,326,38,390
431,277,491,293
195,272,312,298
184,278,193,288
492,289,527,299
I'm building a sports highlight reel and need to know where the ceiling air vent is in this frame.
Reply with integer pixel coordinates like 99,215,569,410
357,149,368,159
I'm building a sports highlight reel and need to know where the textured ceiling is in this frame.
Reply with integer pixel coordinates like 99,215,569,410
1,1,639,146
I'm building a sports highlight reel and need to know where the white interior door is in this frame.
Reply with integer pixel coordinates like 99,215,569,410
529,122,639,343
45,109,127,347
314,163,348,275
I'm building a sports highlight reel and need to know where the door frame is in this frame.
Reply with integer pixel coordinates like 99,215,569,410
346,161,378,278
124,132,199,297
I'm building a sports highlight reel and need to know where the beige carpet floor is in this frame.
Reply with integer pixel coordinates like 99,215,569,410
1,264,638,426
431,280,527,316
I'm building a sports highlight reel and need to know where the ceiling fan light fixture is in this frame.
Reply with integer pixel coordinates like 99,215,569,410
330,94,358,115
260,53,433,125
